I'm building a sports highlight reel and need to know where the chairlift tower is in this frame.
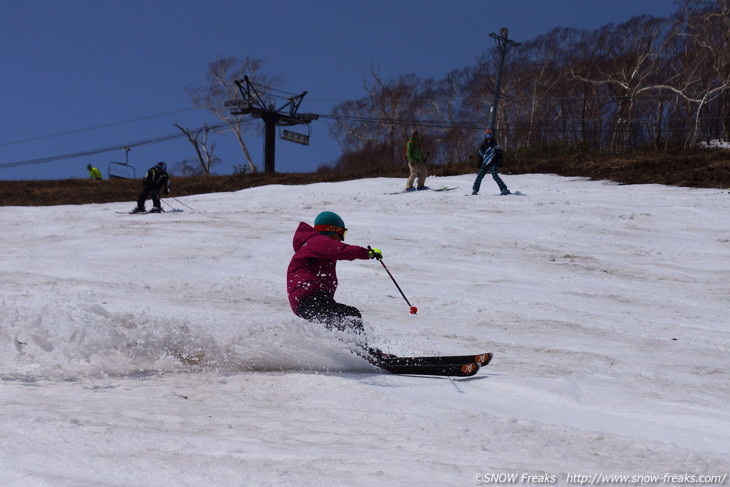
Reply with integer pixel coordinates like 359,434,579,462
225,76,319,173
488,27,520,138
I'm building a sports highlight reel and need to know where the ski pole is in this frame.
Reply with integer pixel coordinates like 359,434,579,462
369,246,418,315
161,199,179,212
168,195,195,211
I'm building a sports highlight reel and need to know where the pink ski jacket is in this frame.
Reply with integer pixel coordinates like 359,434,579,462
286,222,370,314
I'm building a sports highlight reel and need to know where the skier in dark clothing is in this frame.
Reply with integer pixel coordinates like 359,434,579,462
472,129,510,195
287,211,382,340
132,161,171,213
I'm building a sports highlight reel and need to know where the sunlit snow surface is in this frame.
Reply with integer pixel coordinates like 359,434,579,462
2,174,728,486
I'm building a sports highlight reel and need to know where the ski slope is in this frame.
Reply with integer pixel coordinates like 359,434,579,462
1,174,729,486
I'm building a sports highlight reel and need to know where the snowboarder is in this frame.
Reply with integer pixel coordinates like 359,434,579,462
87,164,102,180
287,211,382,341
132,161,171,213
405,129,428,191
472,129,510,195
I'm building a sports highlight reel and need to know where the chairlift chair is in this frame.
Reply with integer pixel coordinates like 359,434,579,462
108,161,136,179
279,124,311,146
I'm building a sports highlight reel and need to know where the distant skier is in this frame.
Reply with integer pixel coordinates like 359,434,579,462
87,164,102,180
404,129,429,191
132,161,171,213
472,129,510,195
287,211,382,341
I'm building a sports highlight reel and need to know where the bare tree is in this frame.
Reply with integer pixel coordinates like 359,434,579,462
569,16,671,151
326,1,728,167
330,65,430,170
504,28,580,149
174,123,220,175
672,0,730,145
429,68,477,163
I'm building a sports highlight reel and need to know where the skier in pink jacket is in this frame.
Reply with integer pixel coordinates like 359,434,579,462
287,211,382,336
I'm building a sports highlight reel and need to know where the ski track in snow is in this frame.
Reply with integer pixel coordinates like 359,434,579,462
1,174,729,486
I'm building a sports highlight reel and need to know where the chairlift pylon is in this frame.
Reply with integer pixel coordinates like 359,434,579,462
226,76,319,172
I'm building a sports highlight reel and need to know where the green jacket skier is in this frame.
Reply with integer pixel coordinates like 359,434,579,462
87,164,102,180
405,129,428,191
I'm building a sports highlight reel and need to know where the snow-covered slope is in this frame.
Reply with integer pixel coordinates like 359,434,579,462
1,174,728,486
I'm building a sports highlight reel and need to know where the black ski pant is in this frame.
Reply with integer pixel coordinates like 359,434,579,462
137,184,161,210
296,290,364,335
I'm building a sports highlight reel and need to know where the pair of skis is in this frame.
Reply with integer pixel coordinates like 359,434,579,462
366,350,493,377
115,209,184,215
386,186,458,195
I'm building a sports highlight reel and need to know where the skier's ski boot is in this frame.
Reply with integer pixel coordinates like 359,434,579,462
149,207,163,213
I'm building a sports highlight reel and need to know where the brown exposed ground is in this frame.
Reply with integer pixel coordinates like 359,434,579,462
1,148,728,207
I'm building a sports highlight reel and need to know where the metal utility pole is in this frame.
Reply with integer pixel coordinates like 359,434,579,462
225,76,319,173
488,27,520,138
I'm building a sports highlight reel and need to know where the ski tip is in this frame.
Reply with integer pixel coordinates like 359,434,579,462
475,353,493,365
460,363,481,376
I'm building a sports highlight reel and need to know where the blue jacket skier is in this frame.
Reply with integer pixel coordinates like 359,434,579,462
472,129,510,195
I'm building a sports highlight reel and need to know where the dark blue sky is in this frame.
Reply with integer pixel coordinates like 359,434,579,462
0,0,677,180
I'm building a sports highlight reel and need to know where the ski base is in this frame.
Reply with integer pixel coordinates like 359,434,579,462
367,351,492,377
116,209,182,214
378,352,492,367
468,191,525,197
386,186,457,195
376,361,480,377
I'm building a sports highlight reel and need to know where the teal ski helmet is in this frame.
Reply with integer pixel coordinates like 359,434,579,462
314,211,347,240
